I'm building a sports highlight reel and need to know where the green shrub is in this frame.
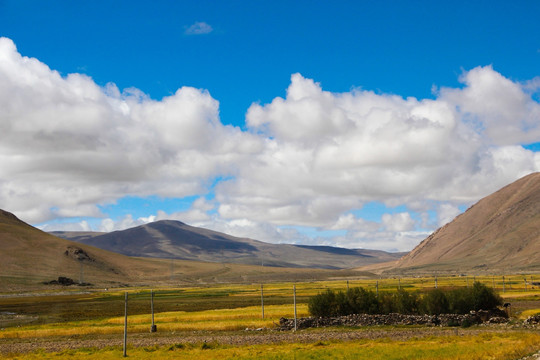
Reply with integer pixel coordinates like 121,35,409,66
307,283,502,318
378,292,395,314
392,288,419,314
421,289,450,315
470,281,503,311
446,282,502,314
346,287,380,315
308,289,339,317
446,287,472,314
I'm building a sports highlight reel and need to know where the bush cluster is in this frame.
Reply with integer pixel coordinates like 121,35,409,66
308,282,502,318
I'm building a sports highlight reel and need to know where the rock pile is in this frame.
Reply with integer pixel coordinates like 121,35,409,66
279,311,508,330
43,277,92,286
524,314,540,326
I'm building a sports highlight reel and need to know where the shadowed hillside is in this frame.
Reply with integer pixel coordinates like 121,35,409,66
53,220,403,269
390,172,540,274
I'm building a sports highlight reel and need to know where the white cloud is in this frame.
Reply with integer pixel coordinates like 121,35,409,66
382,212,416,232
218,69,539,233
184,22,213,35
437,203,461,227
39,220,92,232
440,66,540,146
1,37,539,251
0,37,260,223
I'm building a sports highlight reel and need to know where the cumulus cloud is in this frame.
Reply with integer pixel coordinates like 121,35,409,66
219,69,539,231
0,37,260,223
1,37,539,251
437,203,462,227
184,21,213,35
382,212,416,232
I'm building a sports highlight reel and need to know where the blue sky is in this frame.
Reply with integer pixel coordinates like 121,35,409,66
0,1,539,251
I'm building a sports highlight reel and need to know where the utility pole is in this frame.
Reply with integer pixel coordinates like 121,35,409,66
123,292,128,357
150,290,157,332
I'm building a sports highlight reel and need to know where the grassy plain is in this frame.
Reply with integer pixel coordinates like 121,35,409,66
1,275,540,359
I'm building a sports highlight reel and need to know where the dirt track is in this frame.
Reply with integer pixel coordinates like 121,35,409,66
0,327,513,355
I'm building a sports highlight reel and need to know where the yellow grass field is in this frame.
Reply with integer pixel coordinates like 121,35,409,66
1,276,540,359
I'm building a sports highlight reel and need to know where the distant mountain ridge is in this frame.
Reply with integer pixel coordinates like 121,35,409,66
52,220,404,269
0,209,377,290
392,172,540,274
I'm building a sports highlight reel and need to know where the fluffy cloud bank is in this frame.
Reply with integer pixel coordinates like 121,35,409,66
0,37,260,223
225,71,539,226
1,37,539,250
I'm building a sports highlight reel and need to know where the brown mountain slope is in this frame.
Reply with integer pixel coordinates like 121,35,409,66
0,209,175,289
0,210,374,291
393,172,540,274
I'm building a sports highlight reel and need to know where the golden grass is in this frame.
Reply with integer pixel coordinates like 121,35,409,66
0,304,309,339
519,308,540,319
9,332,540,360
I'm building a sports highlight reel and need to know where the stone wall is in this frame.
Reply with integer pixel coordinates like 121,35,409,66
279,310,508,330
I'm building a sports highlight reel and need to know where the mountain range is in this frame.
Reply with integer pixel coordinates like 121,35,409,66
0,210,374,290
52,220,403,269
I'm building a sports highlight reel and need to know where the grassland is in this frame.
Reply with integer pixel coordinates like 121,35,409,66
1,275,540,359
